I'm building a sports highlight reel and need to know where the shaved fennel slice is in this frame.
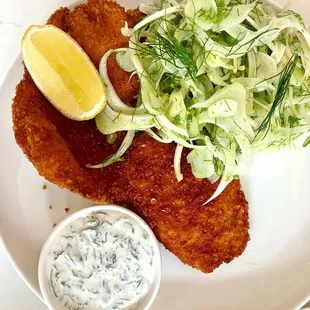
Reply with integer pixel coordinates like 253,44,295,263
231,78,275,93
86,131,135,169
96,105,154,134
184,0,217,32
255,52,278,80
291,124,310,135
213,2,257,32
128,39,166,116
155,115,189,137
146,129,173,143
99,49,143,114
197,114,239,134
174,144,184,182
116,49,135,72
97,48,155,134
133,5,183,31
185,0,255,32
234,116,255,141
121,22,134,37
247,51,257,78
270,41,286,64
191,83,246,110
207,99,238,118
203,146,236,205
159,126,205,149
197,116,252,178
234,132,253,176
226,24,251,41
195,26,280,59
139,3,161,15
227,24,280,57
187,148,215,179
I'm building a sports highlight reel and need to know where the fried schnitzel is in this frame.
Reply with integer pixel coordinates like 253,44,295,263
12,0,249,273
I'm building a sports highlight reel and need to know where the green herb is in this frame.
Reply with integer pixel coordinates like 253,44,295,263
288,115,301,128
172,115,181,125
133,19,197,80
303,136,310,147
255,54,299,138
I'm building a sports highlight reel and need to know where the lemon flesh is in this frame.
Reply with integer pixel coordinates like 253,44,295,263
21,25,107,120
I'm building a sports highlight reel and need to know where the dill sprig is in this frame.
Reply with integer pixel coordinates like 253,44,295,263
255,54,299,138
131,18,197,80
154,29,198,79
288,115,301,128
152,24,197,79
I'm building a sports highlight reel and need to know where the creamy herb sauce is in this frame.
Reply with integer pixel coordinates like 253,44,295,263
47,211,155,310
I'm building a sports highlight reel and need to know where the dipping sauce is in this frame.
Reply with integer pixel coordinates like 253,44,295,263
46,210,155,310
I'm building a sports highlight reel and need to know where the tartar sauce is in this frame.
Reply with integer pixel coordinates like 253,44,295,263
47,210,155,310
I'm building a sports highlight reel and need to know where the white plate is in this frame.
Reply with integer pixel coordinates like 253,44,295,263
1,0,310,309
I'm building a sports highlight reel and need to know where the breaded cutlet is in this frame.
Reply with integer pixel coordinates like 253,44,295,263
12,0,250,273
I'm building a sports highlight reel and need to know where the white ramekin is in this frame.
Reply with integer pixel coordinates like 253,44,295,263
38,205,162,310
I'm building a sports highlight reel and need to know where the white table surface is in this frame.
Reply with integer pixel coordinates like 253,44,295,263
0,0,310,309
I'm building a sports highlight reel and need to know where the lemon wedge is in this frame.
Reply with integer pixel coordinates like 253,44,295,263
21,25,107,120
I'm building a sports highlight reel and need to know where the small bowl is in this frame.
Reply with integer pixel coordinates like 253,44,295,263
38,205,162,310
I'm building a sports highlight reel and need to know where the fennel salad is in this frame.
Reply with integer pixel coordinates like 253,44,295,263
92,0,310,203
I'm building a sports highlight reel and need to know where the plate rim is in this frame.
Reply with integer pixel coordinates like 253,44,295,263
0,52,45,304
0,0,309,309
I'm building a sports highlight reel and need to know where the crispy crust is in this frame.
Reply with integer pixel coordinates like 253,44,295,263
12,0,249,273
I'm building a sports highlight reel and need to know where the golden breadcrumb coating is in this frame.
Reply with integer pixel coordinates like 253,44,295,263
12,0,249,273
